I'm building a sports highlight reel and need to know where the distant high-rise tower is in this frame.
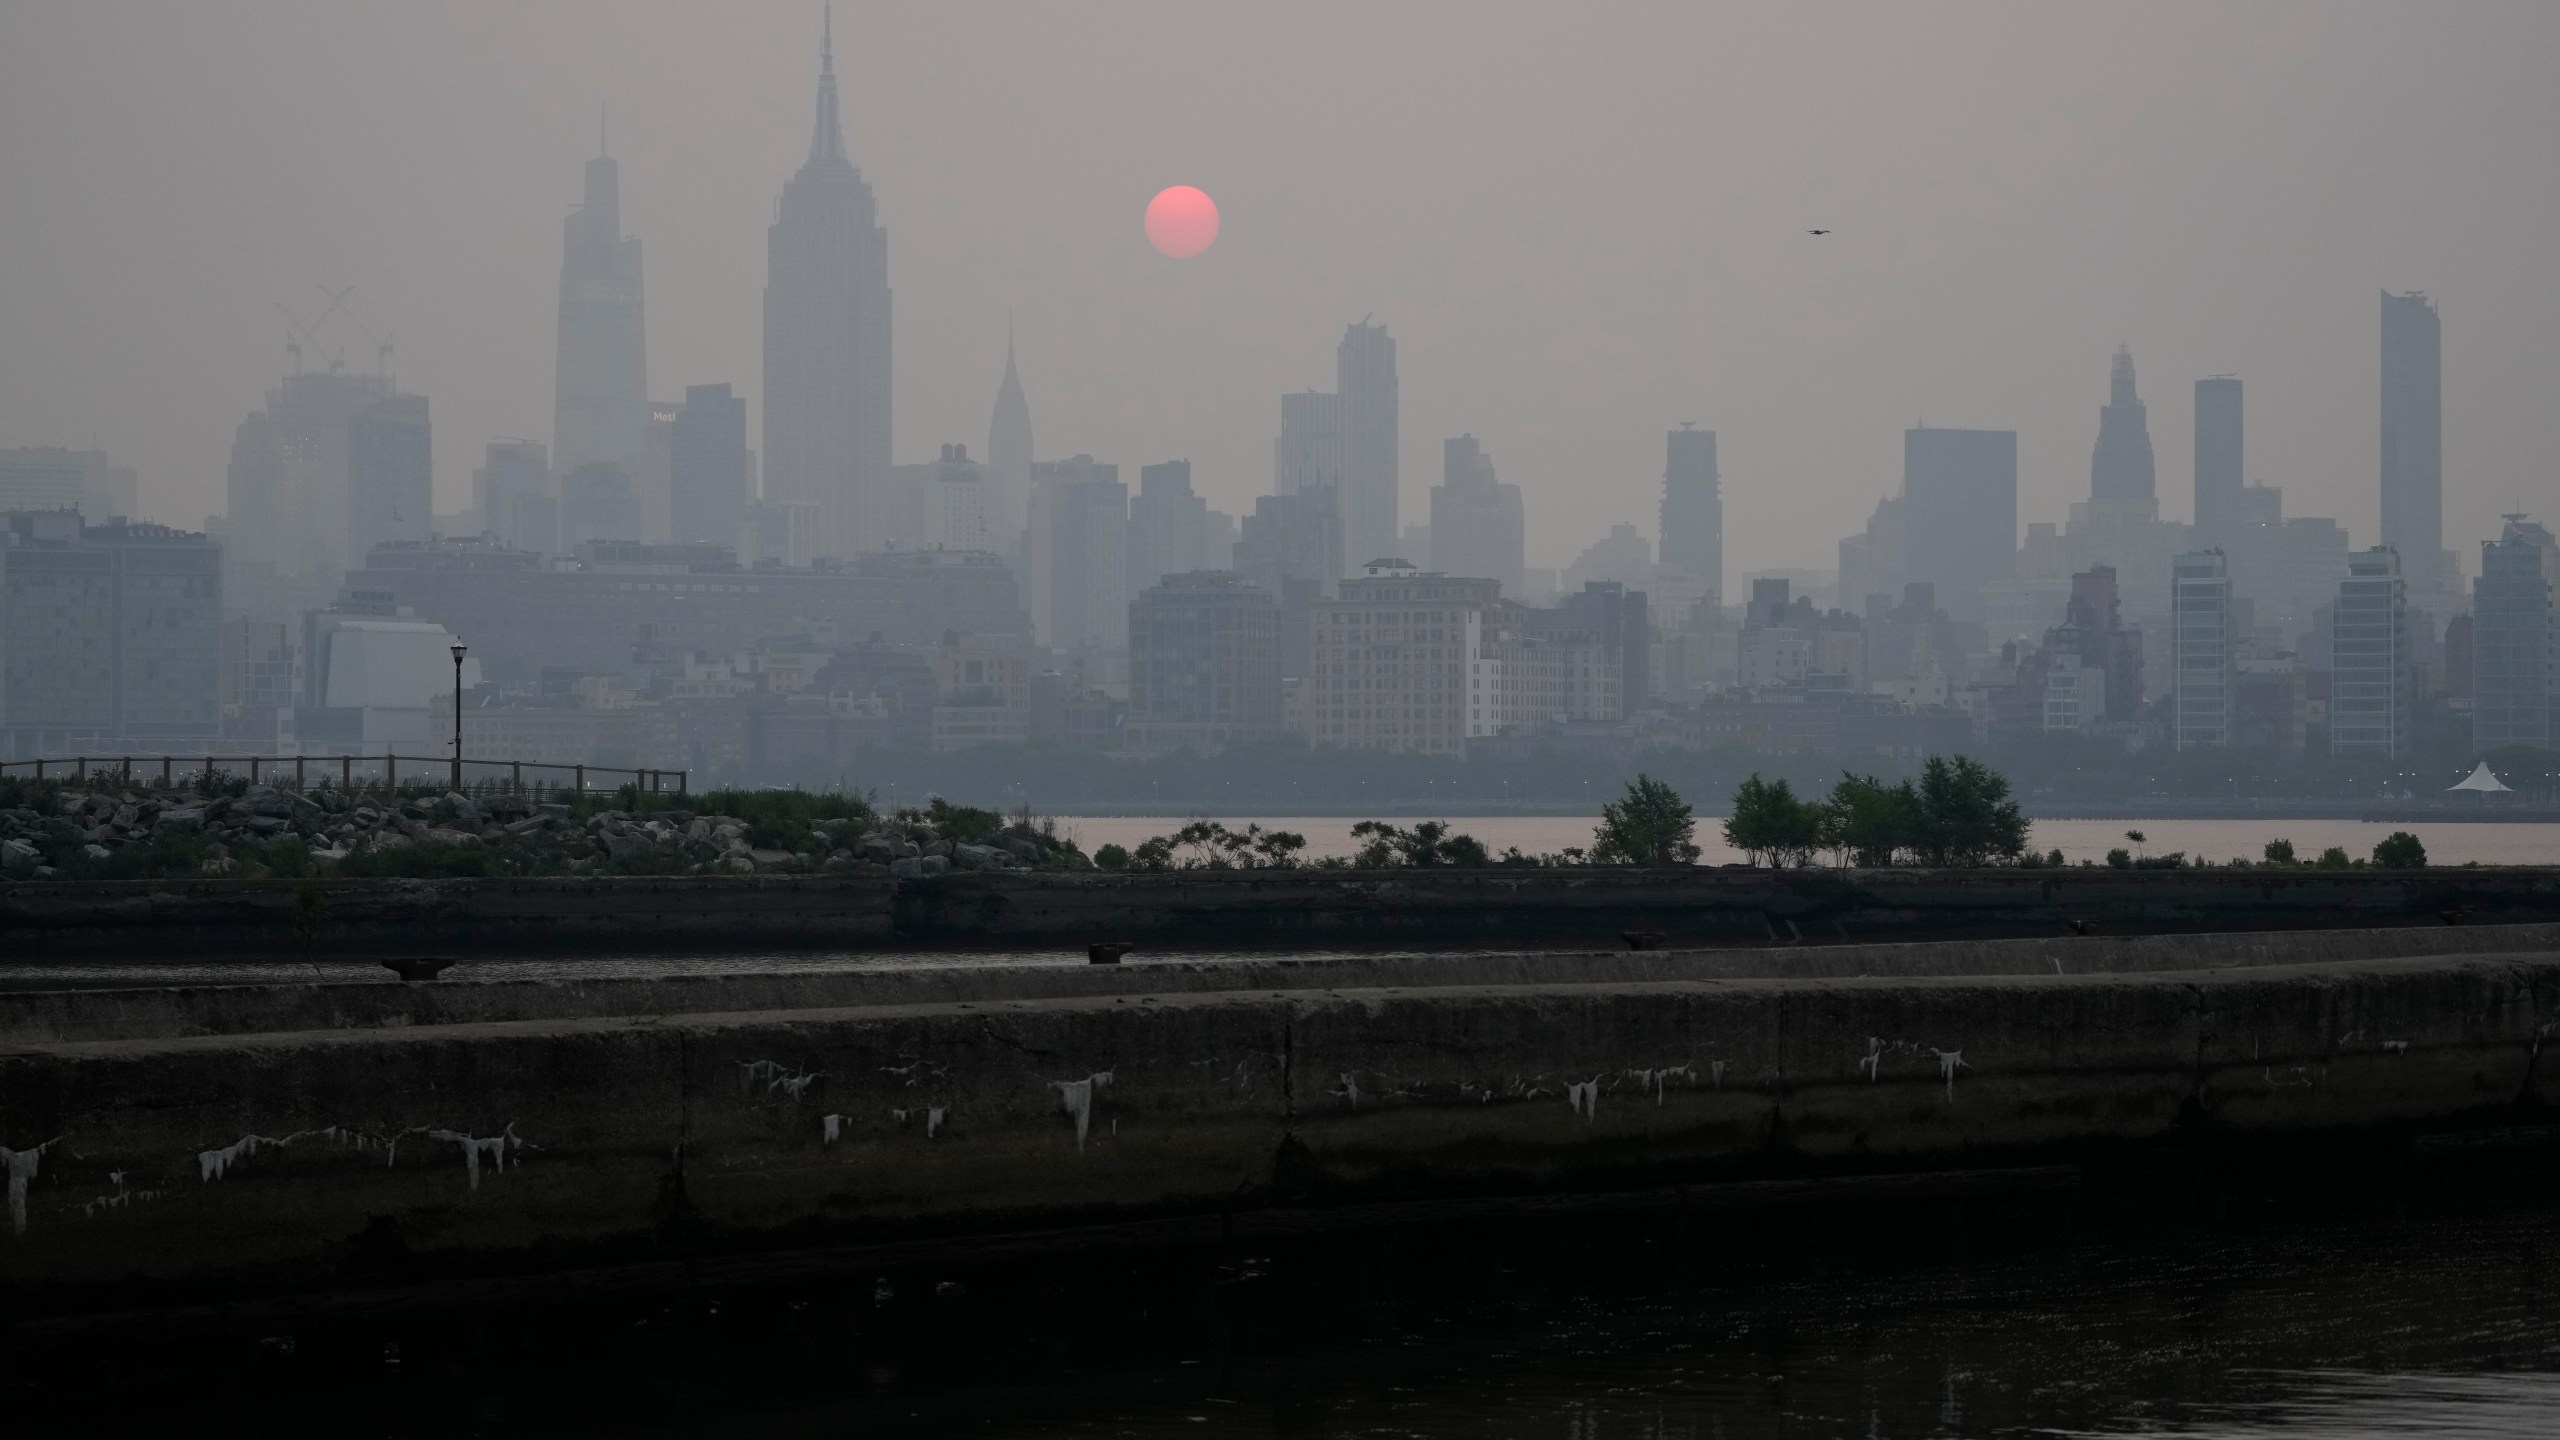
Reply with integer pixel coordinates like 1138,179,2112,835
552,133,647,483
1661,426,1721,604
2473,516,2556,752
1897,427,2016,623
763,11,892,560
671,384,748,549
2193,376,2242,545
348,394,432,563
2330,545,2412,758
1429,435,1525,598
1336,321,1398,577
2380,291,2444,592
2170,549,2233,751
2089,346,2155,505
986,325,1033,553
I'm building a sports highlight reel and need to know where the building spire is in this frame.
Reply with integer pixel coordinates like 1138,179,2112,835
808,4,845,165
599,99,609,158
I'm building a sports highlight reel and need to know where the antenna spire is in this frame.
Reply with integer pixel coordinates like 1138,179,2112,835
599,100,609,158
807,4,846,163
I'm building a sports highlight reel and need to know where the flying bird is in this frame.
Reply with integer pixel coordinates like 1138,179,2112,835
1808,228,1832,236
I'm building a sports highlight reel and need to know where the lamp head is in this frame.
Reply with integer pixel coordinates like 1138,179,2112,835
450,642,468,665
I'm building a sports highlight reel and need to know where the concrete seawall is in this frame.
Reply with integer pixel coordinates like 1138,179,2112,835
7,865,2560,959
4,923,2558,1319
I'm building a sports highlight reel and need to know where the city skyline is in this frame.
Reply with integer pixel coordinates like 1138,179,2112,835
6,4,2559,580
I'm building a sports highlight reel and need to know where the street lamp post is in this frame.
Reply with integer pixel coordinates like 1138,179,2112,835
449,641,468,792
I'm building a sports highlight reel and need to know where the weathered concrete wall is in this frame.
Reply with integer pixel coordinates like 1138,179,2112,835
3,936,2556,1315
10,922,2560,1047
5,866,2559,960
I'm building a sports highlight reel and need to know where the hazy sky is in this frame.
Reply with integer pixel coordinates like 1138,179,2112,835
5,1,2556,581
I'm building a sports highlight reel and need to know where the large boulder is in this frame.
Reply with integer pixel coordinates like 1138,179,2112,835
953,843,1010,872
152,806,206,836
0,838,39,875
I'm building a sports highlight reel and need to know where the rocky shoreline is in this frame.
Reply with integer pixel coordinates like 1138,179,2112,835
0,782,1084,882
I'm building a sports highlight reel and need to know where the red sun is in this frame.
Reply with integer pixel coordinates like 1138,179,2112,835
1144,185,1219,259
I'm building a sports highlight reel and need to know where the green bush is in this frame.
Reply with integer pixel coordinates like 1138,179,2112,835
1348,820,1488,868
0,777,65,815
2263,838,2297,865
2315,846,2353,869
1091,843,1130,872
1723,774,1822,867
1593,774,1701,865
2372,831,2428,869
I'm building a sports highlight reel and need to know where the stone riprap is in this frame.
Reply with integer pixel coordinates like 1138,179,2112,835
0,783,1073,882
1,925,2557,1316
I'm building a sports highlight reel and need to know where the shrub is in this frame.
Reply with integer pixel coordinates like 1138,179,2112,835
1125,820,1309,870
0,777,64,816
2315,846,2353,869
2105,848,2133,870
1349,820,1490,868
1723,775,1820,867
2263,838,2297,865
1594,774,1702,865
1092,843,1130,872
2372,831,2428,869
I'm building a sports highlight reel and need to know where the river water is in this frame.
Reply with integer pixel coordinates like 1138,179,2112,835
31,1168,2560,1436
1054,815,2560,868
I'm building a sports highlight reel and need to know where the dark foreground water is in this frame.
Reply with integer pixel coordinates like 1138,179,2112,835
15,1156,2560,1437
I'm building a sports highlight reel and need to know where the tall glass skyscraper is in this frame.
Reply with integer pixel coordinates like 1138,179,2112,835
2380,291,2444,592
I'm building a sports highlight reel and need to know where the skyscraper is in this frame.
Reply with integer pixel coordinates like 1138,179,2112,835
2473,515,2556,752
2330,545,2412,758
1430,435,1526,598
1336,321,1398,577
1660,426,1722,606
473,441,556,554
348,393,431,562
763,13,892,561
1128,460,1215,595
552,137,647,484
986,326,1033,553
2194,376,2242,545
2090,346,2155,505
2380,291,2444,592
2170,549,2233,750
1897,427,2016,623
671,384,748,549
225,368,417,609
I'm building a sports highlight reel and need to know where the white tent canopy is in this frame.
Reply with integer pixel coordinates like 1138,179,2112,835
2447,761,2513,794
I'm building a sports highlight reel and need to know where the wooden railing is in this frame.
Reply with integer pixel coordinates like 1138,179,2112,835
0,754,686,799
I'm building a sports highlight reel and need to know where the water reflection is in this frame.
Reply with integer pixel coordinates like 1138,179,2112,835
28,1177,2554,1437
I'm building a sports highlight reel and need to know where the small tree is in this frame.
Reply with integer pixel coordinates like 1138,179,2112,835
1823,772,1921,867
1720,774,1821,867
1595,775,1702,865
2263,838,2297,865
1913,756,2031,866
2372,831,2428,869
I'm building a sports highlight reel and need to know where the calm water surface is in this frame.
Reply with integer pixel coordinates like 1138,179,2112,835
43,1183,2560,1436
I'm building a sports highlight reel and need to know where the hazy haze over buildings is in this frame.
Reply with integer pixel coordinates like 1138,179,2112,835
9,5,2559,580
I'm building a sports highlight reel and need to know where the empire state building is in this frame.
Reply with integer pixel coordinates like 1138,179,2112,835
762,12,891,561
